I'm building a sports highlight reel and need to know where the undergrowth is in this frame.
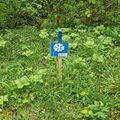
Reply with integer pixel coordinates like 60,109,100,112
0,25,120,120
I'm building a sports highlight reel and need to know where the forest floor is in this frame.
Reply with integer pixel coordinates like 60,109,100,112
0,25,120,120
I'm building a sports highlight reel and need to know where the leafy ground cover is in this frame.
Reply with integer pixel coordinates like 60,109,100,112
0,25,120,120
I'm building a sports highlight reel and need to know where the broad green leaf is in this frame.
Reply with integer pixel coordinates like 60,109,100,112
81,109,88,115
0,99,3,105
44,54,53,61
84,40,95,48
15,76,30,89
89,0,96,4
80,91,88,96
0,37,6,47
23,99,29,104
2,95,8,102
95,112,107,118
63,35,70,41
39,29,49,39
88,110,94,116
0,108,2,112
70,33,78,38
22,50,34,56
69,42,78,49
92,0,96,4
21,76,30,86
93,54,104,62
15,81,23,89
30,75,39,82
30,75,43,83
0,95,8,102
37,69,47,75
75,57,86,66
85,9,91,17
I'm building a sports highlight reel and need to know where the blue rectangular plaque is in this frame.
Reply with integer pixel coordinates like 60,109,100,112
51,42,68,57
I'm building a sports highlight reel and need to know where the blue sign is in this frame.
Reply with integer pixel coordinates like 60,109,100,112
51,42,68,57
50,28,69,57
58,28,62,43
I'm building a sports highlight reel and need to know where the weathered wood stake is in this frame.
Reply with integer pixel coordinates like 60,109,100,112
58,57,62,81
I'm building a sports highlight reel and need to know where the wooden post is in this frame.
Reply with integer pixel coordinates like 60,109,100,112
58,57,62,81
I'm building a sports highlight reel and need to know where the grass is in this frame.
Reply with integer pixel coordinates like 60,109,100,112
0,25,120,120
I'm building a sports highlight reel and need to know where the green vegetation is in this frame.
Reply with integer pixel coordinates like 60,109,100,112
0,25,120,120
0,0,120,120
0,0,120,29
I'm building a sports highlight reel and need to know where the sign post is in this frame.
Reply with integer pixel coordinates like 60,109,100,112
51,28,68,81
58,28,62,81
58,56,62,81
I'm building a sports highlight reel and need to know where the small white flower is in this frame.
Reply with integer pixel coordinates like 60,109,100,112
54,43,64,52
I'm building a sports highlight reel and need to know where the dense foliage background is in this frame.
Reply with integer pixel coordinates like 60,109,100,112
0,0,120,29
0,0,120,120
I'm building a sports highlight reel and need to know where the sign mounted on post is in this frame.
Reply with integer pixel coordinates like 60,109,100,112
50,28,69,81
50,28,69,57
